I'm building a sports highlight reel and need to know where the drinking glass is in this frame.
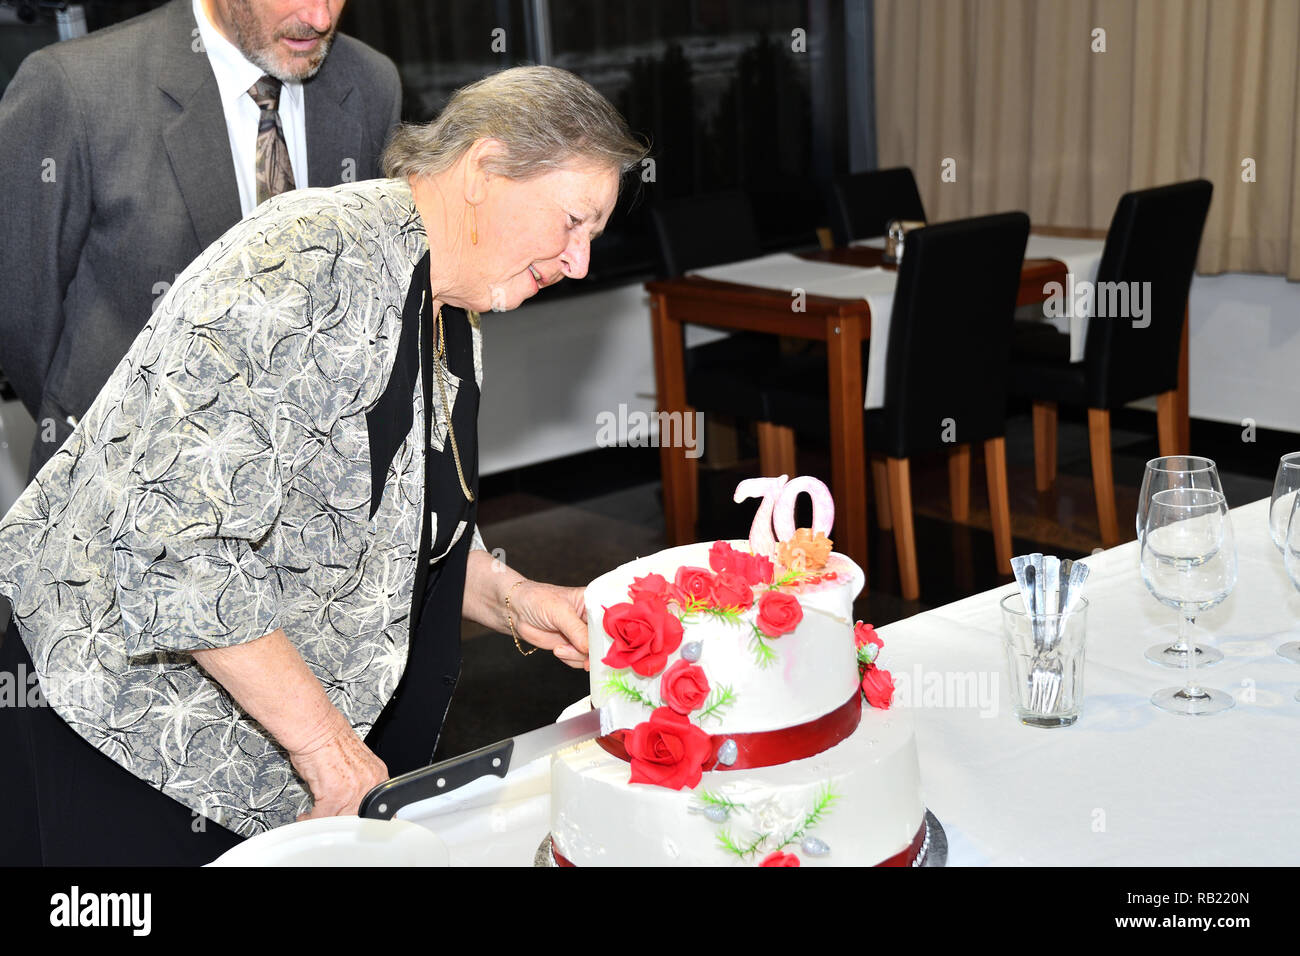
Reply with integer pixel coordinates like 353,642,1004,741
1000,594,1090,727
1278,491,1300,666
1269,452,1300,550
1136,456,1224,668
1140,488,1237,716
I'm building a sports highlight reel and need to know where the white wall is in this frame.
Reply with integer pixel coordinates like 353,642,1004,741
1187,274,1300,432
476,284,725,475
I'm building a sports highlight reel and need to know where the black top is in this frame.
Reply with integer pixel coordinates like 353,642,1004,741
364,252,481,775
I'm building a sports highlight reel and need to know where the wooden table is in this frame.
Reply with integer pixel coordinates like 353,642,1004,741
646,239,1190,581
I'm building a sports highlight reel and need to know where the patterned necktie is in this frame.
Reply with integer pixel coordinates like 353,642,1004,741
248,75,296,205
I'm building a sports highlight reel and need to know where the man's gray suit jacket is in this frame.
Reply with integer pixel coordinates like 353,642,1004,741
0,0,402,473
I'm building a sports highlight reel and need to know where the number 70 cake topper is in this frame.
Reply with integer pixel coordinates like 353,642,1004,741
734,475,835,557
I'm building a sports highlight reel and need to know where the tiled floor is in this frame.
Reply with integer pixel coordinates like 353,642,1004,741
435,409,1285,757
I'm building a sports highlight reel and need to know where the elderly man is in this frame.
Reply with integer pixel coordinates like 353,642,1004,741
0,0,401,476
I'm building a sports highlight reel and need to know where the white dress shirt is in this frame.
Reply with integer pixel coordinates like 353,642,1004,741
192,0,309,216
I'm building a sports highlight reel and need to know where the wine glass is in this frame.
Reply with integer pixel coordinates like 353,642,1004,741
1136,456,1225,668
1269,452,1300,550
1278,491,1300,666
1140,488,1237,716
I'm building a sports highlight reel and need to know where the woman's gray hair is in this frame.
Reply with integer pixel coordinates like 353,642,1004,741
383,65,647,183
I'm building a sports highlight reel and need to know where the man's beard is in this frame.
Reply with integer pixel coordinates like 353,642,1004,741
225,0,337,82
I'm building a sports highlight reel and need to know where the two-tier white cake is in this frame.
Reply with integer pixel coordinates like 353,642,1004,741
548,529,926,867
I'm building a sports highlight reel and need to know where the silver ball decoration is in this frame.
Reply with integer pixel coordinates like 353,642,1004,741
801,836,830,856
716,739,738,766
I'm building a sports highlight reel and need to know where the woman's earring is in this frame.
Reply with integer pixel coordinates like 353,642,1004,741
470,204,478,246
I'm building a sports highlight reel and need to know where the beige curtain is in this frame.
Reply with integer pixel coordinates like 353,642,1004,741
873,0,1300,278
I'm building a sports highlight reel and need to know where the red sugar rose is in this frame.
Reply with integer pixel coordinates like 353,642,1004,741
854,621,883,652
742,552,775,586
708,541,774,587
659,660,711,714
755,590,803,637
601,599,684,677
861,665,895,710
759,851,800,867
674,566,716,604
629,572,678,606
625,707,713,790
710,571,754,611
708,541,742,575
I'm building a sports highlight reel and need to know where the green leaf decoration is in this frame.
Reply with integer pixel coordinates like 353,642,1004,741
716,828,744,858
770,568,803,590
601,672,656,709
716,827,768,861
748,625,778,668
769,565,826,590
677,596,708,621
697,684,737,723
696,790,746,813
774,784,841,852
705,605,746,625
680,600,747,629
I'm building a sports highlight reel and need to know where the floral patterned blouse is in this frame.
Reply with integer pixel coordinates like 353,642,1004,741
0,179,485,836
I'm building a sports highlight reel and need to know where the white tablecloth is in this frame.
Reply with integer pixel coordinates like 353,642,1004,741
401,497,1299,866
882,496,1299,865
688,253,896,409
1022,235,1104,362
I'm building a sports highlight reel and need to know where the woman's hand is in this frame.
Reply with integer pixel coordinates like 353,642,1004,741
192,628,389,820
506,580,590,670
462,550,590,669
289,712,391,821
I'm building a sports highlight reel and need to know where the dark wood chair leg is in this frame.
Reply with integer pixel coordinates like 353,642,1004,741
871,458,892,530
885,457,919,601
948,443,971,522
1087,408,1121,547
1032,400,1058,492
1156,390,1179,458
757,422,797,478
984,436,1013,574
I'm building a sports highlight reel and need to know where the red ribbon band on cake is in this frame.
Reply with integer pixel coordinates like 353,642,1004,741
550,819,928,867
596,692,862,772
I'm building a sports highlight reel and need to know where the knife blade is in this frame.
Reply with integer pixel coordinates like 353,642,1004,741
359,705,613,819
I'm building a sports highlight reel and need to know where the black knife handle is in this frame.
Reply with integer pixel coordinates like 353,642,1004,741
359,738,516,819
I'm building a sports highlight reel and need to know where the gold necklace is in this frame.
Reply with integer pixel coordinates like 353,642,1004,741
424,292,474,503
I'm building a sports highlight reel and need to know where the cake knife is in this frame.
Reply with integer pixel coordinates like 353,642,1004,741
359,704,614,819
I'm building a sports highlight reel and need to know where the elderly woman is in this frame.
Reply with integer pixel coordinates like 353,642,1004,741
0,65,646,865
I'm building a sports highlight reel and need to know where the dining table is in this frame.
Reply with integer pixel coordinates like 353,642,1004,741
345,497,1293,867
645,229,1193,581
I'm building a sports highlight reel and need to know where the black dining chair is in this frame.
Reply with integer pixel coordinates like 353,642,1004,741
761,213,1031,599
827,167,928,246
866,212,1030,598
648,191,799,522
1008,180,1213,547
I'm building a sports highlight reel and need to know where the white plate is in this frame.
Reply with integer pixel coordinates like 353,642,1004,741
206,816,449,867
